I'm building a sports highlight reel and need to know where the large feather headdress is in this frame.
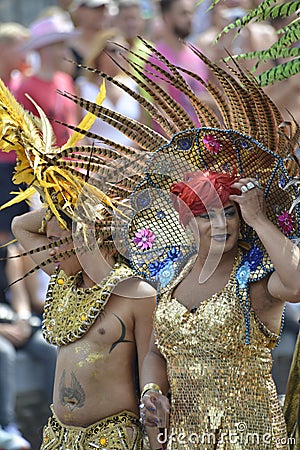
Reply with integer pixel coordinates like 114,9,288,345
0,39,299,286
59,39,300,289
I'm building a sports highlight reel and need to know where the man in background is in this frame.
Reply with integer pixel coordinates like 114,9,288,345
0,23,30,247
144,0,208,127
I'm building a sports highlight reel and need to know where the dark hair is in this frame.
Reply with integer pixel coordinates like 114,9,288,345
159,0,178,15
118,0,140,12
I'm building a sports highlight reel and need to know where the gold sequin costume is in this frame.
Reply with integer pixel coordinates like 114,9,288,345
42,261,134,346
41,262,143,450
154,251,289,450
41,406,142,450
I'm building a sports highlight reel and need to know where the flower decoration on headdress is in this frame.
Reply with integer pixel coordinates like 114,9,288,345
158,261,175,288
246,245,263,271
277,210,294,236
236,262,251,289
133,227,156,250
149,260,166,277
149,260,175,288
165,246,181,262
236,245,263,289
148,246,181,286
202,134,222,154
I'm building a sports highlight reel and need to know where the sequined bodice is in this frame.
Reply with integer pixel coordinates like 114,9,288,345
154,256,288,449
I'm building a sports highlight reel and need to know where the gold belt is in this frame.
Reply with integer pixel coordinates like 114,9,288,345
41,407,142,450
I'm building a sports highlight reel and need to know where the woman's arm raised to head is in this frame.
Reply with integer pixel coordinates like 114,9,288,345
230,178,300,303
254,216,300,303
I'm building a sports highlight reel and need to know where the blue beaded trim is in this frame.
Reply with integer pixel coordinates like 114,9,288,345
235,246,286,345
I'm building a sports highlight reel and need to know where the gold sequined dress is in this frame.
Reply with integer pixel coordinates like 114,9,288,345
154,255,289,450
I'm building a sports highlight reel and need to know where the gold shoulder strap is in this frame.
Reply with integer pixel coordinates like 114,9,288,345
43,261,136,345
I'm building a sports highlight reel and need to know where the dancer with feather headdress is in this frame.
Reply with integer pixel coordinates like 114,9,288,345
1,36,300,449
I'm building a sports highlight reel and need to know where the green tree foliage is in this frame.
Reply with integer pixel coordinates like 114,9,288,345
198,0,300,85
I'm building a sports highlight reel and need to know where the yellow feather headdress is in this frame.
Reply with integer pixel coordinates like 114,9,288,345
0,78,142,230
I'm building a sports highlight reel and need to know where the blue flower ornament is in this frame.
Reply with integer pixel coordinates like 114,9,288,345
148,246,182,288
236,245,263,289
158,261,175,288
236,261,251,289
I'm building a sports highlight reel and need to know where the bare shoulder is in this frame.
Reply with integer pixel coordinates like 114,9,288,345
114,276,156,300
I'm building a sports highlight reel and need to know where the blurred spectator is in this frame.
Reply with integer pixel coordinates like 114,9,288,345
115,0,152,125
196,0,300,128
197,0,277,69
0,244,57,450
37,5,71,18
0,426,16,450
56,0,74,12
266,15,300,125
144,0,208,127
269,71,300,125
190,0,211,42
272,303,300,396
77,28,142,146
14,13,81,147
0,22,30,91
67,0,113,80
0,22,30,245
146,1,165,43
116,0,147,53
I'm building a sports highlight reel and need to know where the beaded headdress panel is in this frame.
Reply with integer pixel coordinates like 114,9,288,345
114,127,299,292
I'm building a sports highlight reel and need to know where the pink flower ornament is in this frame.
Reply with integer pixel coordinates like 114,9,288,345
202,135,222,154
278,211,294,236
133,227,156,251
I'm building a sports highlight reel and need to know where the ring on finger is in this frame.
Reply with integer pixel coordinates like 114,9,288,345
246,181,255,190
241,185,248,193
253,180,262,189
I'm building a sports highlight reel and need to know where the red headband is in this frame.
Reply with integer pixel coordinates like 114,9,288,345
170,170,240,226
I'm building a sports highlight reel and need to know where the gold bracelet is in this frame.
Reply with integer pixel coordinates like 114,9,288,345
140,383,162,402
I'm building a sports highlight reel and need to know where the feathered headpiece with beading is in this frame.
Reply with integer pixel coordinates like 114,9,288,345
0,39,299,284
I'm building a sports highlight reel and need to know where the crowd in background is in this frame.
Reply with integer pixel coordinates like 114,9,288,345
0,0,299,448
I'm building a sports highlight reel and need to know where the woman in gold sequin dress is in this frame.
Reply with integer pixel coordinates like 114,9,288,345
138,169,300,450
